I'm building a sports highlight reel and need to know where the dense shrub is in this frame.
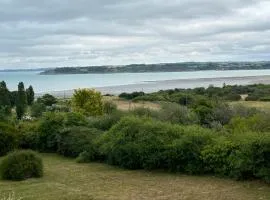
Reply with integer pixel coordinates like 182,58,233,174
99,116,214,172
37,94,57,106
119,91,145,100
88,111,123,131
17,122,39,150
0,123,17,156
0,150,43,181
260,96,270,102
30,102,46,117
224,93,241,101
57,126,102,158
157,103,199,125
64,112,87,127
202,134,270,182
37,112,64,152
245,95,260,101
164,131,214,174
228,113,270,133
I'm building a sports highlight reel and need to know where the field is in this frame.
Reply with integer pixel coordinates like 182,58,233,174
230,100,270,110
103,96,160,110
1,154,270,200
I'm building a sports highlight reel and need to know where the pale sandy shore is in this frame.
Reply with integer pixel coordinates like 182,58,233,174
38,75,270,98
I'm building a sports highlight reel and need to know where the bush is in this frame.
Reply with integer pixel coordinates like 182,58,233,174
57,126,102,158
157,103,199,125
202,133,270,182
163,130,214,174
99,116,214,172
37,112,64,152
0,150,43,181
225,93,241,101
88,111,123,131
37,94,57,106
245,95,260,101
64,112,87,127
30,102,46,117
0,123,17,156
17,122,39,150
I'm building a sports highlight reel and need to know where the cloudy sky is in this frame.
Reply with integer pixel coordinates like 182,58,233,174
0,0,269,69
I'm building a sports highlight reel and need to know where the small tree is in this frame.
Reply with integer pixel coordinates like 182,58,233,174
72,89,103,116
0,81,11,114
16,82,27,120
26,85,35,105
37,94,57,106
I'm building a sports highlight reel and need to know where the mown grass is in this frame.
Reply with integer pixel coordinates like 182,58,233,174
0,154,270,200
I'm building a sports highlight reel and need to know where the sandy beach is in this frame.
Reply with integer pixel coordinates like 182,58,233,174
38,75,270,98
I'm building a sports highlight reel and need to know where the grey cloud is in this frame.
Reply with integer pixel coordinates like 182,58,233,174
0,0,269,68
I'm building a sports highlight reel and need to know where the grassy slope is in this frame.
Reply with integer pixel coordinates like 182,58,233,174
0,154,270,200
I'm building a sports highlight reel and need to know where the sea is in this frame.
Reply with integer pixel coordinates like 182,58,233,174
1,70,270,94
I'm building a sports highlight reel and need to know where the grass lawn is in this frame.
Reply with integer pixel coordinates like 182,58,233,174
0,154,270,200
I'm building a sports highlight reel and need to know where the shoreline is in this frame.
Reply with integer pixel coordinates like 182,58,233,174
37,75,270,98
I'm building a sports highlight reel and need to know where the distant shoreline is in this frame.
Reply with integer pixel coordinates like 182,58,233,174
37,74,270,98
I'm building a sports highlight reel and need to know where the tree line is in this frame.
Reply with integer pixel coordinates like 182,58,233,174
0,81,34,119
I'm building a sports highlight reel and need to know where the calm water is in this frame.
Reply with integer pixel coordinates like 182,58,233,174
1,70,270,93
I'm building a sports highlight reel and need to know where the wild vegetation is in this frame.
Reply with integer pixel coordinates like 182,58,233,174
1,81,270,198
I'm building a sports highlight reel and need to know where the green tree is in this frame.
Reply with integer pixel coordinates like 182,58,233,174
9,91,17,107
0,81,11,114
37,94,57,106
16,82,27,119
26,85,35,105
72,89,103,116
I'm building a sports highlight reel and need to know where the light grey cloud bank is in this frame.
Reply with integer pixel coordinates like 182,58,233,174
0,0,269,68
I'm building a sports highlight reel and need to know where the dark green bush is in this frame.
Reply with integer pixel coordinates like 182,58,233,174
245,95,260,101
99,117,183,169
225,93,241,101
57,126,102,158
99,116,214,172
260,96,270,102
0,150,43,181
64,112,87,127
37,112,64,152
30,102,46,117
17,122,39,150
0,123,17,156
202,133,270,182
88,111,123,131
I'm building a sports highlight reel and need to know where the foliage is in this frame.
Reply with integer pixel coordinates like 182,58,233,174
0,150,43,181
64,112,87,127
99,116,214,172
0,123,17,156
88,111,123,131
30,102,46,117
103,101,117,114
57,126,102,158
26,85,35,105
37,112,64,152
0,81,11,115
72,89,103,116
157,103,199,125
37,94,57,106
15,82,27,120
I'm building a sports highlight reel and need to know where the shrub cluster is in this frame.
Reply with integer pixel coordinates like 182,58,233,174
0,123,17,156
0,150,43,181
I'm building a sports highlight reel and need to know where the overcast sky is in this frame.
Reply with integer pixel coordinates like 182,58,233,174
0,0,269,69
